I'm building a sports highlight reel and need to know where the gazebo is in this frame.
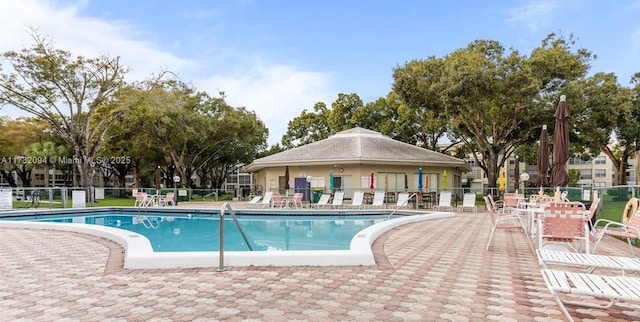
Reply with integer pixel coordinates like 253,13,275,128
245,127,470,201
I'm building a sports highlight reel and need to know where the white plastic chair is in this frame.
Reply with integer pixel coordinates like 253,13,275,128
433,191,453,211
457,193,477,213
484,195,528,251
537,202,589,253
592,199,640,257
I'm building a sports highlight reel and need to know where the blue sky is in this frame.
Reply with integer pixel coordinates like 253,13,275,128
1,0,640,145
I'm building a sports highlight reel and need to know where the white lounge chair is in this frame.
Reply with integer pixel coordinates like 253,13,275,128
457,193,477,213
248,195,262,204
240,195,262,208
536,249,640,275
259,191,274,208
394,192,410,209
541,269,640,322
369,190,386,208
433,191,453,211
348,191,365,208
311,194,330,208
331,191,345,208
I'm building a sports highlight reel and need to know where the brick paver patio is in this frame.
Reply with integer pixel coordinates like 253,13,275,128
1,208,639,321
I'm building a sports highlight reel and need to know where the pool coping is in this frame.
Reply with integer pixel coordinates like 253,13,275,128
0,207,455,268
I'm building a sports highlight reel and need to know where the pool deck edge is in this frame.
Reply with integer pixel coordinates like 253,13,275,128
0,211,455,268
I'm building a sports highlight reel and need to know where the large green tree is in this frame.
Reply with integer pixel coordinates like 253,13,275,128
0,32,129,188
393,34,592,188
564,72,637,185
280,102,331,149
0,117,54,187
105,80,268,189
392,57,450,150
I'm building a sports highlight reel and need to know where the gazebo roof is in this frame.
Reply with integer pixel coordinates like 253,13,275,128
245,127,470,172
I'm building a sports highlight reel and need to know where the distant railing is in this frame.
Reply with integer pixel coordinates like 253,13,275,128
1,185,637,210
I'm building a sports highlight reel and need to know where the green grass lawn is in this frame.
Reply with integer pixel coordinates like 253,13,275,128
10,195,224,209
12,196,136,209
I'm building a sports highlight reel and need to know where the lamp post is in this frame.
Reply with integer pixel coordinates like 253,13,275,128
520,172,530,199
173,175,180,205
306,175,312,203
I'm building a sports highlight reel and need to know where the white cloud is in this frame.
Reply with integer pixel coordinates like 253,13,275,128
196,61,333,145
506,0,559,31
0,0,335,145
0,0,194,81
632,28,640,53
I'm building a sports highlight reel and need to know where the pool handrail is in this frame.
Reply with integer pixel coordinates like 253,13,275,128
218,202,229,271
218,202,254,271
227,205,253,252
387,192,417,219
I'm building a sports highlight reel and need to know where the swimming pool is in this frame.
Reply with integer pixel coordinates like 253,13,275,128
8,211,389,252
0,206,455,268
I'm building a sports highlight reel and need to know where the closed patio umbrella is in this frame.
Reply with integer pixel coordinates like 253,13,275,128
442,170,448,191
498,168,505,192
155,166,161,195
536,125,549,188
513,158,520,193
418,168,423,190
551,95,570,187
329,170,334,190
369,172,375,189
284,166,290,190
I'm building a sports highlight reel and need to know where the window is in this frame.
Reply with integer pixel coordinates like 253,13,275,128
580,170,592,180
595,169,606,178
569,157,591,165
594,156,606,165
239,174,251,185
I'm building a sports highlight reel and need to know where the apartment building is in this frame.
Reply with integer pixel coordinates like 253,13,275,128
462,151,636,192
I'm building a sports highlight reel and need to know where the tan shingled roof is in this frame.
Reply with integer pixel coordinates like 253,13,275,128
245,127,470,172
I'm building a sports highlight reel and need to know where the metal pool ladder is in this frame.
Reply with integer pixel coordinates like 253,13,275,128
217,202,253,272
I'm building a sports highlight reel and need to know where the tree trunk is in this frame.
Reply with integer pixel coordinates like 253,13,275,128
44,164,49,188
636,150,640,186
0,170,17,187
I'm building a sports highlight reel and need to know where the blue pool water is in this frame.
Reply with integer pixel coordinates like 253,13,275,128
8,211,389,252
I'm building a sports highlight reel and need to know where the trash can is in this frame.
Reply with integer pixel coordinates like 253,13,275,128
312,189,322,203
581,200,596,229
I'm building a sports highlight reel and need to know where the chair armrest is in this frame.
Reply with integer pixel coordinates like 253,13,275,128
594,219,640,235
593,218,624,229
